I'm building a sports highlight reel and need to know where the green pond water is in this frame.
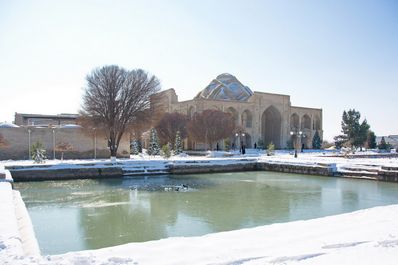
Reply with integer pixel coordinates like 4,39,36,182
15,171,398,255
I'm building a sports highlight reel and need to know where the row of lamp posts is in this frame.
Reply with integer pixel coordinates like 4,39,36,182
234,130,305,158
26,127,304,159
290,130,306,158
235,132,246,154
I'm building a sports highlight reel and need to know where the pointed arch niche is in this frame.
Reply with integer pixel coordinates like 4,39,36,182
301,114,311,130
261,106,282,148
241,110,253,128
290,113,299,130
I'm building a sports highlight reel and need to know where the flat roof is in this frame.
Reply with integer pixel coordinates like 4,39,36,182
16,113,79,119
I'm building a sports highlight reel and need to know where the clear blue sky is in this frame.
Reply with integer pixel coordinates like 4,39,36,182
1,0,397,141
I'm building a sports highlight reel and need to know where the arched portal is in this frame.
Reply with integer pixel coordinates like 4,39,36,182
243,133,252,148
290,113,299,130
261,106,282,148
241,110,253,128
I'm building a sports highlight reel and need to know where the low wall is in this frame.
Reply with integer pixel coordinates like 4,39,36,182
9,167,124,182
13,190,40,255
8,160,338,181
0,127,130,160
169,163,258,174
378,166,398,182
257,162,335,176
327,153,398,159
0,182,40,258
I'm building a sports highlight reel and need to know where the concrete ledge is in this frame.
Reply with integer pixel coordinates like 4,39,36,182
13,190,40,256
169,163,258,174
257,162,333,176
6,159,398,183
0,182,24,257
0,169,14,183
10,167,123,181
378,170,398,182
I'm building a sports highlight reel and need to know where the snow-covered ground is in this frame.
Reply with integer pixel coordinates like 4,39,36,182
1,151,398,264
1,149,398,171
51,205,398,265
1,198,398,264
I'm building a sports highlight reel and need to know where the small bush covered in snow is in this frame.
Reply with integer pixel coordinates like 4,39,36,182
31,141,47,163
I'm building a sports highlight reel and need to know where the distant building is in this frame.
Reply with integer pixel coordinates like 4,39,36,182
376,135,398,149
14,113,79,127
151,73,323,149
0,113,130,160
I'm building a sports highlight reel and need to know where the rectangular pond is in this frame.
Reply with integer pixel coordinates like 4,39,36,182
14,171,398,255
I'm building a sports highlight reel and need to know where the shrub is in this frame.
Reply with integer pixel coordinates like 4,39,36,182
267,142,275,156
31,141,47,163
161,143,171,159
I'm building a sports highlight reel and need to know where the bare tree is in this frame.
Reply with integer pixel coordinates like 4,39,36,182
55,142,74,161
155,112,188,146
0,133,7,149
127,109,153,142
187,110,235,149
80,65,160,157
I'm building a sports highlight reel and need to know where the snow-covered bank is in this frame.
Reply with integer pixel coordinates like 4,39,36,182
2,204,398,265
4,151,398,181
2,150,398,173
52,205,398,265
0,183,25,260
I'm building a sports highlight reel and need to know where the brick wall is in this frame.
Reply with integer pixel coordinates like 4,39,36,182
0,127,130,160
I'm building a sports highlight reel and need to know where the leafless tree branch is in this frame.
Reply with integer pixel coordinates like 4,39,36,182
80,65,160,157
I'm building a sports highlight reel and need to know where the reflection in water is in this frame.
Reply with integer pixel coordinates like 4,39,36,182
15,172,398,255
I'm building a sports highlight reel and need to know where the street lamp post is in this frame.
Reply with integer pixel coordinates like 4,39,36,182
290,130,303,158
28,129,31,160
93,128,97,159
235,132,246,154
52,129,56,160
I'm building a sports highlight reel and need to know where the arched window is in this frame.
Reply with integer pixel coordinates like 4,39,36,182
301,114,311,130
241,110,253,128
290,113,299,130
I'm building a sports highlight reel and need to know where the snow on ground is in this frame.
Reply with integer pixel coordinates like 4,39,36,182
0,183,25,260
258,151,398,175
1,149,398,171
2,204,398,265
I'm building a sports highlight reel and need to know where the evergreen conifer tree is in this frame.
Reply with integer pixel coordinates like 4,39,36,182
340,109,370,150
174,131,183,155
131,140,140,155
378,137,390,150
312,131,322,149
366,131,377,149
147,128,160,155
137,140,142,153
